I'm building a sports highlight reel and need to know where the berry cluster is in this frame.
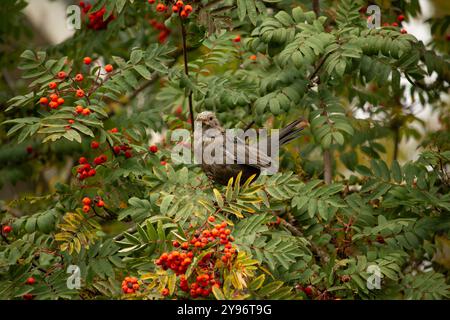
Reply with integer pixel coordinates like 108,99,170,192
149,1,193,19
75,155,107,180
122,276,140,294
181,273,220,298
155,216,237,299
149,19,171,44
81,196,105,213
79,2,115,30
113,144,133,158
156,250,193,275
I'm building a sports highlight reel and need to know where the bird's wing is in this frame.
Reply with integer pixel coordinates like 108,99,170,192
223,132,273,168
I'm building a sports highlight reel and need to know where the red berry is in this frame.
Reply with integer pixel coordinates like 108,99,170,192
83,57,92,65
124,151,132,158
156,3,166,12
79,157,88,164
91,141,100,149
400,29,407,34
57,71,67,79
233,35,241,43
50,94,59,101
26,146,33,154
49,101,59,109
97,200,105,207
23,293,33,300
175,0,184,7
172,5,179,13
160,160,167,166
161,288,169,296
82,108,91,116
76,89,85,97
57,98,65,105
88,169,96,177
149,145,158,153
82,205,90,213
208,216,215,222
82,197,92,205
75,105,84,114
39,97,48,105
75,74,84,82
391,22,399,27
397,14,405,22
249,55,257,61
184,4,192,13
2,225,12,234
110,128,118,133
105,64,113,73
172,240,180,247
49,82,57,89
180,9,188,18
304,286,313,296
25,277,36,285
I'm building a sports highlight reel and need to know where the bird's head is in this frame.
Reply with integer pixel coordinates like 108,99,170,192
195,111,222,130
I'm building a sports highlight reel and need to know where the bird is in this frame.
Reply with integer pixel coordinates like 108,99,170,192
194,111,308,185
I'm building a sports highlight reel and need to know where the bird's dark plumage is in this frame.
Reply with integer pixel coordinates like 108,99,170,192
195,112,308,185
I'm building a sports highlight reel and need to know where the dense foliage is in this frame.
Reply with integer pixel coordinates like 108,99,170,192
0,0,449,300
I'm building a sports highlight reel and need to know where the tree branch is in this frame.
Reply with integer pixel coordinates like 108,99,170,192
180,17,195,132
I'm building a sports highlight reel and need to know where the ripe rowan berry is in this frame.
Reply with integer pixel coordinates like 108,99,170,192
75,105,84,114
208,216,215,222
105,64,113,73
156,3,167,12
75,74,84,82
400,29,407,34
49,82,57,89
249,55,257,61
83,57,92,65
149,145,158,153
397,14,405,22
76,89,85,97
88,169,96,176
184,4,192,13
23,293,34,300
233,35,241,42
91,141,99,149
49,102,59,109
172,5,179,13
176,1,184,7
113,146,121,154
79,157,88,164
173,240,180,247
82,108,91,116
82,197,92,205
40,97,49,105
180,9,188,18
304,286,313,296
2,225,12,234
391,22,399,27
97,200,105,207
57,71,67,79
83,205,90,213
110,128,119,133
124,151,132,158
161,288,169,296
25,277,36,285
68,119,75,124
57,98,65,105
160,160,167,165
50,93,59,101
148,0,155,3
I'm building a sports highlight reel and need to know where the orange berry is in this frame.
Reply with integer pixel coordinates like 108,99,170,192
249,55,257,61
184,4,192,13
76,89,85,97
75,74,84,82
57,98,65,105
82,205,90,213
75,105,84,114
162,288,169,296
49,101,58,109
180,9,188,18
82,197,91,205
83,57,92,65
105,64,113,73
50,94,59,101
49,82,57,89
172,5,179,13
39,97,49,105
82,108,91,116
156,3,166,12
176,0,184,7
208,216,215,222
233,35,241,43
57,71,67,79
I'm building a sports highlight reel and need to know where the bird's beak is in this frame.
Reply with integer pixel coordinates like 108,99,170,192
297,119,310,130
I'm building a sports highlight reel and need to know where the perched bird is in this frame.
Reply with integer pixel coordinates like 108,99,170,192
194,111,308,185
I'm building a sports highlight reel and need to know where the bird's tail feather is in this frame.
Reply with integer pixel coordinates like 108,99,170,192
279,118,309,146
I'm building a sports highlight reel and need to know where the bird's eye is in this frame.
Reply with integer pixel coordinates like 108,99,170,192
209,116,213,121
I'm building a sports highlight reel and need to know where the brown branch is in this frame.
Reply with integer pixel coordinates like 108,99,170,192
312,0,320,16
180,16,195,132
323,149,332,184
